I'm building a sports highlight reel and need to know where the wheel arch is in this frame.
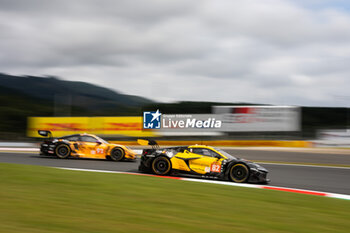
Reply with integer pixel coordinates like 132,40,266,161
54,142,71,153
224,161,250,177
110,146,124,154
109,146,125,161
151,154,172,175
54,142,72,158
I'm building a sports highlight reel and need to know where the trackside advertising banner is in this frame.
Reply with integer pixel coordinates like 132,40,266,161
28,106,300,137
143,110,223,136
143,106,300,135
27,117,155,137
212,106,300,132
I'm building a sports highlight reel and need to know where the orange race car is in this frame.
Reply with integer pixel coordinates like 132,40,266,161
38,130,136,161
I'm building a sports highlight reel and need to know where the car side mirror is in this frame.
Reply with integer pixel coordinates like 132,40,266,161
215,155,221,159
96,141,102,145
184,150,189,153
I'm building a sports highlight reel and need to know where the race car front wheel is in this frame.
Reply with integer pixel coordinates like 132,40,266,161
55,144,71,159
229,163,249,183
110,148,125,161
152,156,171,175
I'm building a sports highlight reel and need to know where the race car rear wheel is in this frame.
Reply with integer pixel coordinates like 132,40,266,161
152,156,171,175
229,163,249,183
110,147,125,161
55,144,71,159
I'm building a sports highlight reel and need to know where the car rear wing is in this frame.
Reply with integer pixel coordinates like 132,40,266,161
137,139,159,150
38,130,53,138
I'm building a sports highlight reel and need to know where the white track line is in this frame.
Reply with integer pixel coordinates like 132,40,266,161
258,162,350,169
55,167,350,201
0,147,39,152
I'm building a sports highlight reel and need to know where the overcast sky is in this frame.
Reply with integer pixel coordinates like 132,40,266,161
1,0,350,107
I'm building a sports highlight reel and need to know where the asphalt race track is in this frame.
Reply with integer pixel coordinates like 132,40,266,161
224,148,350,165
0,149,349,195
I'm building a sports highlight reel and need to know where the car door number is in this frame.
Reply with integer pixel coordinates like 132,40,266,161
96,148,104,154
90,148,104,155
211,163,221,173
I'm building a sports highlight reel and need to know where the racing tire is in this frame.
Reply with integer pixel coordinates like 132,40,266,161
151,156,171,175
55,144,71,159
228,163,250,183
110,147,125,161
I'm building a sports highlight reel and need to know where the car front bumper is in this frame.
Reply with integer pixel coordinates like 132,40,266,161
248,168,269,183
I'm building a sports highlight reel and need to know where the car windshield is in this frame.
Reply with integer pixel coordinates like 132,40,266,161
215,148,236,160
95,136,109,144
59,135,79,141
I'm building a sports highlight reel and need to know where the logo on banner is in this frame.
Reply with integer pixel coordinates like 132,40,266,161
143,110,161,129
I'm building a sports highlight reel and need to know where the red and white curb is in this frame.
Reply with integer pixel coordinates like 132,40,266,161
56,167,350,201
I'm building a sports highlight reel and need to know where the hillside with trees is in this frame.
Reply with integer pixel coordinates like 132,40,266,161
0,73,348,140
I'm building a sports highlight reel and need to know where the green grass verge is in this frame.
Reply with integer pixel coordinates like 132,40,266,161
0,163,349,233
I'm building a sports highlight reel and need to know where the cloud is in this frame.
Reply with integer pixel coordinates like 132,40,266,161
0,0,350,106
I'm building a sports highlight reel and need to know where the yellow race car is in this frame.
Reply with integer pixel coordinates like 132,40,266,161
38,130,136,161
138,139,269,183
